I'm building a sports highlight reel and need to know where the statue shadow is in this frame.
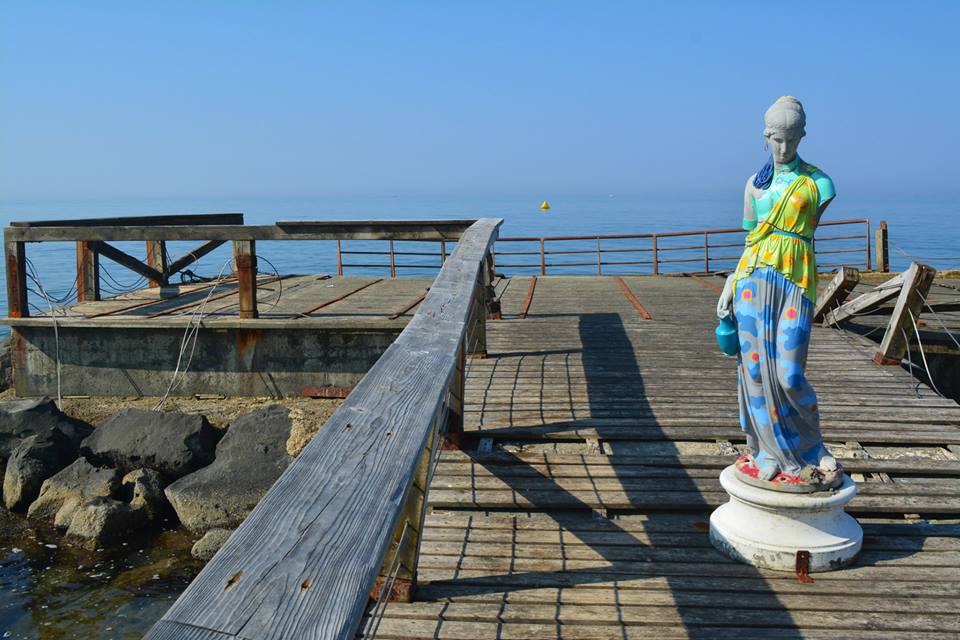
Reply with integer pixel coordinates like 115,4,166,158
423,313,814,638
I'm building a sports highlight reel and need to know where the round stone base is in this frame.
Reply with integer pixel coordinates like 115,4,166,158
710,465,862,572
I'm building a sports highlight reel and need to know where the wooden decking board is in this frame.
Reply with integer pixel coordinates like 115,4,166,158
360,275,960,638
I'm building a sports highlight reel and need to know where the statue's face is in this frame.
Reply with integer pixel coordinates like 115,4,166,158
765,128,803,164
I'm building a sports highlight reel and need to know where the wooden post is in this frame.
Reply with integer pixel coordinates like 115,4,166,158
371,417,439,602
874,221,889,273
75,241,100,302
539,238,546,275
466,275,488,358
813,267,860,323
652,235,659,275
389,240,396,278
232,240,258,319
874,262,935,365
483,250,501,320
336,240,343,276
145,240,168,287
441,341,465,451
4,239,28,318
440,240,447,266
596,237,602,275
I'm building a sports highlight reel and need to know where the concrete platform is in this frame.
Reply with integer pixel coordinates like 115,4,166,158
2,275,433,397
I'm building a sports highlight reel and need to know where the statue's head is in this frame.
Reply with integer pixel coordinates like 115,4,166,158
764,96,806,165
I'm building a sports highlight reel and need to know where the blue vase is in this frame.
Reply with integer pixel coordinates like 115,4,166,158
715,316,739,356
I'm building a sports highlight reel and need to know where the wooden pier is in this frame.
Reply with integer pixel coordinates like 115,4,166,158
4,216,958,638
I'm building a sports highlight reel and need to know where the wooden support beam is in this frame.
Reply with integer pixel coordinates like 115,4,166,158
874,262,936,365
813,267,860,323
75,241,100,302
821,271,905,327
165,240,226,277
874,221,889,273
93,241,166,284
146,240,168,287
4,239,28,318
483,250,501,320
232,240,258,319
441,341,465,451
466,277,487,358
10,213,244,228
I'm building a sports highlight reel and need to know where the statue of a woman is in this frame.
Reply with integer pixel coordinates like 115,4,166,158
717,96,840,490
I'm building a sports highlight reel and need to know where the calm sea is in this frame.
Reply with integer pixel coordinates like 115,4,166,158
0,192,958,638
1,193,958,319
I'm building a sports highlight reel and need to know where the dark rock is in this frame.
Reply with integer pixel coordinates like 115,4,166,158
81,409,217,481
121,468,170,521
0,333,12,392
27,457,121,528
165,405,293,532
190,528,234,560
4,419,92,510
0,397,88,461
65,496,147,546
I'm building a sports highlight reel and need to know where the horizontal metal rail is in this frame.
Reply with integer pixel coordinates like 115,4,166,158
333,218,873,277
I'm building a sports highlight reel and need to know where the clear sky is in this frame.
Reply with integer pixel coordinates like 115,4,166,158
2,1,957,200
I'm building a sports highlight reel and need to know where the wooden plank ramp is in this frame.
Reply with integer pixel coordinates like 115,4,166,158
363,274,960,639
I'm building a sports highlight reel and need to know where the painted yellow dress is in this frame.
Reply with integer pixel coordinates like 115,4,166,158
731,162,834,480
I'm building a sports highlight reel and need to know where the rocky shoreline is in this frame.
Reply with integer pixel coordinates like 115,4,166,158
0,393,339,562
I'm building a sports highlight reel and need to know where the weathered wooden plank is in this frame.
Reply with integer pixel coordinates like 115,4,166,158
9,212,244,228
166,240,227,276
4,238,28,317
92,241,166,284
822,271,905,326
813,266,860,322
6,220,478,242
147,218,501,640
875,262,937,364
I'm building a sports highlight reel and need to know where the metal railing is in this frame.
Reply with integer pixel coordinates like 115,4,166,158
334,218,873,277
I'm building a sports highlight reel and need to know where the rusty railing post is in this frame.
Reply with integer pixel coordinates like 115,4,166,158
539,238,546,276
4,237,28,318
389,240,396,278
596,237,602,275
145,240,168,287
232,239,258,319
875,221,889,273
76,241,100,302
336,239,343,276
704,231,710,273
652,235,659,275
865,219,872,271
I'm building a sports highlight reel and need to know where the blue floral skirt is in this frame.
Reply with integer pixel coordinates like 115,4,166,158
733,267,827,475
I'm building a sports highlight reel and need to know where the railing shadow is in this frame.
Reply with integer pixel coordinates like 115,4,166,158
423,312,804,637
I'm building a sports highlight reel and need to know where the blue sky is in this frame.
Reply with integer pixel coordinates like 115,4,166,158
1,1,957,199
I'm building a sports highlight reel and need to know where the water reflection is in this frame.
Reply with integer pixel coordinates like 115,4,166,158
0,509,202,639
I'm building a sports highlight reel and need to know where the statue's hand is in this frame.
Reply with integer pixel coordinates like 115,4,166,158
717,274,735,319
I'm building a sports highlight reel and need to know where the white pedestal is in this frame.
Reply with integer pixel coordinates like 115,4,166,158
709,465,862,572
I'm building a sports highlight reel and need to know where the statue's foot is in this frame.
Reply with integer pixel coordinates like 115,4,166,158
756,458,780,482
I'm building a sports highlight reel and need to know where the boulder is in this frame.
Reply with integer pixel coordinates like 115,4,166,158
4,419,92,510
165,405,293,532
121,468,170,521
0,333,12,392
190,528,234,560
0,397,88,461
27,458,121,527
65,496,147,546
81,409,217,481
